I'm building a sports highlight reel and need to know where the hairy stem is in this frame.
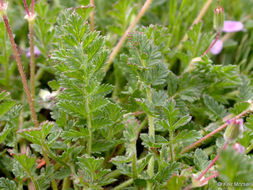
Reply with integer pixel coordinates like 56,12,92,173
3,28,9,88
31,0,34,15
41,144,58,190
90,0,95,31
146,87,154,190
181,109,251,154
197,141,228,180
18,96,35,190
29,21,36,103
29,174,40,190
132,145,137,179
105,169,121,179
62,177,71,190
202,32,221,56
43,141,69,168
2,14,39,127
104,0,153,72
22,0,30,16
169,130,174,163
113,179,134,190
85,97,92,155
200,171,219,184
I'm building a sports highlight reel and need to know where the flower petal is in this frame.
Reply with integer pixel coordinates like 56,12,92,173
233,143,245,154
26,46,41,57
223,21,244,33
210,40,223,55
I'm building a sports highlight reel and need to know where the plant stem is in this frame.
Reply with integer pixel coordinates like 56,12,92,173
31,0,34,15
199,171,219,185
3,28,9,88
132,146,137,179
62,177,71,190
169,130,174,163
29,20,36,103
202,32,221,56
35,68,45,81
105,169,121,179
197,141,228,181
85,97,92,155
2,14,39,127
23,0,36,103
43,141,69,168
90,0,95,31
29,174,40,190
181,109,251,154
112,66,121,102
41,146,58,190
18,96,36,190
104,0,153,72
146,87,154,190
22,0,30,16
246,143,253,154
112,179,134,190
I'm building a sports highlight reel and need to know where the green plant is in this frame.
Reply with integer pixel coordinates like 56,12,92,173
0,0,253,189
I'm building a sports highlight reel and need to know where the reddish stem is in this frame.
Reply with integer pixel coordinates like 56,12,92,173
197,141,228,181
202,32,221,56
198,155,219,180
2,14,39,127
31,0,34,15
200,171,219,184
181,109,250,154
22,0,30,16
0,0,3,7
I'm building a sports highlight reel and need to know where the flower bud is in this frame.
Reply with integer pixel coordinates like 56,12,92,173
214,6,224,33
224,118,244,142
0,2,8,16
233,143,245,154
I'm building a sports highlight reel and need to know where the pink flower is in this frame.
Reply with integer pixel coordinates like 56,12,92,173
233,143,245,154
223,21,244,33
211,21,244,55
26,46,41,57
210,40,223,55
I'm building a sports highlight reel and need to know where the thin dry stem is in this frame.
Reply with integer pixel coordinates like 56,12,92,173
2,14,39,127
177,0,214,50
181,109,251,154
90,0,95,31
104,0,153,72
